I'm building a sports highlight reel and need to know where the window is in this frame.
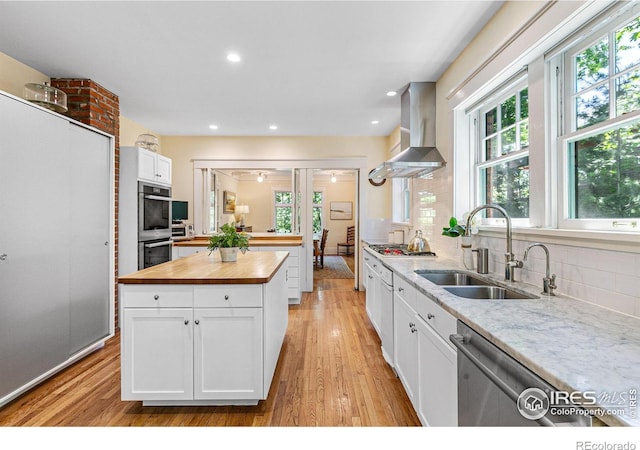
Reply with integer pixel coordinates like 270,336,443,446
392,178,411,223
274,191,293,233
274,190,323,233
560,10,640,229
474,80,530,221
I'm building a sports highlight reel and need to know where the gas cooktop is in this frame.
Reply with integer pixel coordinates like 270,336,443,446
368,244,436,257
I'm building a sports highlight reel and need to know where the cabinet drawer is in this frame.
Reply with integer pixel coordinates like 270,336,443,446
286,267,299,279
194,285,262,308
122,285,193,308
416,291,457,344
394,276,416,311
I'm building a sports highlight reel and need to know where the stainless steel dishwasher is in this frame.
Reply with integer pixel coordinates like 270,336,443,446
450,321,591,426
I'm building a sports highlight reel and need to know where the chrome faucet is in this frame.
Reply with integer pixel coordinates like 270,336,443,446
465,204,522,282
523,243,557,296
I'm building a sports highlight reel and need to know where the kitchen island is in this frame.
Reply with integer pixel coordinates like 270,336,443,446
118,251,289,406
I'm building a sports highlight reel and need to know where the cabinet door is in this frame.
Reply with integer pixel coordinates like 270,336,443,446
394,294,418,407
137,147,157,183
194,308,263,400
155,154,172,185
68,124,111,355
121,308,193,401
417,318,457,426
0,95,71,399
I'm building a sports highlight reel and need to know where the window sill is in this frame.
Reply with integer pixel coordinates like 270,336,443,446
475,226,640,254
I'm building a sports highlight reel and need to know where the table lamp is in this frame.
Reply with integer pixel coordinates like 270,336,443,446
235,205,250,228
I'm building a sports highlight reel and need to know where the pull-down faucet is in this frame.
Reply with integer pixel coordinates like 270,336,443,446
523,243,557,296
465,204,522,282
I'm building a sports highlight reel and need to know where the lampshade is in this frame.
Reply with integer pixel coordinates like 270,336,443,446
236,205,250,214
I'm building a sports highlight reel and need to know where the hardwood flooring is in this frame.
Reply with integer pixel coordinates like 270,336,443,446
0,278,419,427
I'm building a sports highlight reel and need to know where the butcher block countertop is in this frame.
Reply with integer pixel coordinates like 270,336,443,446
118,251,289,285
173,234,302,247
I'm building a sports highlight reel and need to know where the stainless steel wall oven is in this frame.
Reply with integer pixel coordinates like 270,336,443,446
137,181,172,269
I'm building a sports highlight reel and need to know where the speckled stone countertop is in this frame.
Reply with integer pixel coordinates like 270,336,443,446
364,248,640,427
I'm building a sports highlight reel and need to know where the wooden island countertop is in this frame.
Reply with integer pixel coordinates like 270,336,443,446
118,250,289,285
173,234,302,248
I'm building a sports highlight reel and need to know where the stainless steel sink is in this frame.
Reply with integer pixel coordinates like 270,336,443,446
443,286,538,300
415,270,493,286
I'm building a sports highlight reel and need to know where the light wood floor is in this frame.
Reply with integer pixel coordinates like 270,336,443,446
0,278,419,426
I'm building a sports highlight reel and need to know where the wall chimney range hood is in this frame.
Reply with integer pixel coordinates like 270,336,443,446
369,82,446,180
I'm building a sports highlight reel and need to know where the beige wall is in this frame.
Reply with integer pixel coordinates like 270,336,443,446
161,135,392,228
0,52,49,98
120,115,162,150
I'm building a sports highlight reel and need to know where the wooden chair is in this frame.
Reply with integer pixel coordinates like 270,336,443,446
314,228,329,268
337,225,355,255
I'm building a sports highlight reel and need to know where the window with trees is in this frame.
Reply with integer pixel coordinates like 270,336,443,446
473,80,530,220
274,190,323,233
560,10,640,229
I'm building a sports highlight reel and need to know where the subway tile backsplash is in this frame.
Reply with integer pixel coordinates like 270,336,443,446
468,235,640,318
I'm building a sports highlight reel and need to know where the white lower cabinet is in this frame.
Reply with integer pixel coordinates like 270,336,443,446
416,315,457,426
121,264,287,405
393,290,419,408
364,251,382,335
391,272,458,426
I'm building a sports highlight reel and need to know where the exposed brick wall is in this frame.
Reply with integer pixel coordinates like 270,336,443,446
51,78,120,331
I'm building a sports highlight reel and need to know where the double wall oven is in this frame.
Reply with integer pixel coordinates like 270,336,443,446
138,181,172,269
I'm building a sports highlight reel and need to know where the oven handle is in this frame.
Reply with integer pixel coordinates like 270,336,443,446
449,333,555,427
144,194,171,202
144,240,173,248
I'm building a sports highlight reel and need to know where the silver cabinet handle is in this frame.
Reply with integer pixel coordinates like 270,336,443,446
0,253,7,261
195,320,200,325
398,287,404,292
368,275,373,279
184,320,189,325
427,313,435,320
153,295,159,300
224,294,229,300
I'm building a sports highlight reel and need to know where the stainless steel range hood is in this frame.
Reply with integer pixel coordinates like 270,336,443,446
369,82,446,180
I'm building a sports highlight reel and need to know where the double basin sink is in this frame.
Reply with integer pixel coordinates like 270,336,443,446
414,270,538,300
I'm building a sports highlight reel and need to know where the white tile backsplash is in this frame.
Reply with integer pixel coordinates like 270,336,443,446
444,234,640,319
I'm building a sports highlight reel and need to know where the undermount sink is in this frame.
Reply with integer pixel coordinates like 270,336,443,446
443,286,538,300
415,270,493,286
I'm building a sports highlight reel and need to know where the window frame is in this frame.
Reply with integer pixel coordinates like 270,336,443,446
273,189,294,233
392,177,411,225
556,7,640,231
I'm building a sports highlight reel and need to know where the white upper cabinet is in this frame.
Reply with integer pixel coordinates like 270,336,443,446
137,147,171,186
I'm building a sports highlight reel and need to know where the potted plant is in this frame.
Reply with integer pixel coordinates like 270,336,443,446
208,222,250,262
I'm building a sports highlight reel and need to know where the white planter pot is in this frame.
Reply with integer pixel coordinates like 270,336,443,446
219,247,239,262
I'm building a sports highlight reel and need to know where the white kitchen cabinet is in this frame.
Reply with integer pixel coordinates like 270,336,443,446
416,315,457,426
0,91,114,407
137,146,172,186
120,262,287,405
252,246,301,304
393,287,418,408
364,251,382,336
122,308,194,401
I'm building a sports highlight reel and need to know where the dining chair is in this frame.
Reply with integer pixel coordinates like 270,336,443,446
337,225,355,255
314,228,329,268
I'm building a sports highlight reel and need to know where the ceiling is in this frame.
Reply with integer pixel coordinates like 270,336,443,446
0,1,503,137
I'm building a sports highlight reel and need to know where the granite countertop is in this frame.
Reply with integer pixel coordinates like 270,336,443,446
364,248,640,427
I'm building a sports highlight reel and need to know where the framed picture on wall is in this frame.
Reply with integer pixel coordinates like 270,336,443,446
223,190,236,214
330,201,352,220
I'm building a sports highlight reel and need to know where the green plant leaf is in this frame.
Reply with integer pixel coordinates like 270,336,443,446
449,217,458,228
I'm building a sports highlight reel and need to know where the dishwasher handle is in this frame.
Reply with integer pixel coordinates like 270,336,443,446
449,333,556,427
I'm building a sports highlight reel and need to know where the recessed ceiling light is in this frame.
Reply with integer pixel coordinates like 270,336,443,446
386,91,397,97
226,52,241,63
269,125,278,130
209,124,219,130
371,120,379,125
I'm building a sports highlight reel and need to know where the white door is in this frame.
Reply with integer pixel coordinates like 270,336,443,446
194,308,263,400
0,95,71,399
122,308,193,401
137,147,157,183
417,318,458,426
68,123,111,355
394,294,418,407
156,154,172,185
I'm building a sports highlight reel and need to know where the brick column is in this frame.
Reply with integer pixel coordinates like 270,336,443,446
51,78,120,331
